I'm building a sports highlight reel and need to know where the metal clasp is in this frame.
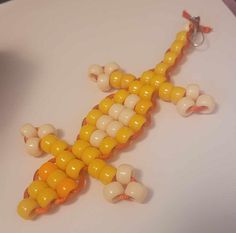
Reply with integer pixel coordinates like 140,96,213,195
189,16,205,47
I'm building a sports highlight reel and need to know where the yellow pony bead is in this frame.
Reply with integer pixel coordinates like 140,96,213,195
56,178,78,198
114,90,129,104
176,31,188,43
17,198,39,219
46,169,67,189
99,137,118,157
56,151,75,170
154,62,169,76
116,127,134,144
149,74,167,90
139,85,155,100
88,159,106,178
128,80,143,94
79,125,96,141
170,86,186,104
86,109,103,125
66,159,85,179
36,187,58,208
81,146,101,165
28,181,48,199
50,140,68,157
159,82,174,101
99,165,117,185
170,40,185,54
135,99,153,115
129,114,146,132
40,134,58,153
72,140,90,159
109,70,123,88
120,73,136,89
163,51,177,66
140,70,155,84
99,98,114,114
38,162,58,181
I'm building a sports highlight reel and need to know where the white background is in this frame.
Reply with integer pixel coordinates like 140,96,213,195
0,0,235,233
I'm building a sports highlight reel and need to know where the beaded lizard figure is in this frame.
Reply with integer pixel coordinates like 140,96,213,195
17,11,216,220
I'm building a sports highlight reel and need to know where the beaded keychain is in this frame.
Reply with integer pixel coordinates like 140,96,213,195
17,11,216,220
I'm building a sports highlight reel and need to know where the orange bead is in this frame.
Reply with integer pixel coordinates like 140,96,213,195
154,62,169,76
135,99,153,115
159,82,174,101
163,51,177,66
109,70,123,88
170,86,186,104
38,162,57,181
121,73,136,89
56,178,78,198
139,85,155,100
128,80,143,94
149,74,167,90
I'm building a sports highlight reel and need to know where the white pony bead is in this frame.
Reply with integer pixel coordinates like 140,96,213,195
103,182,124,203
124,94,140,109
125,182,147,203
88,64,103,81
106,121,123,138
116,164,134,185
89,130,107,147
176,97,195,117
38,124,56,138
20,123,37,138
97,74,111,92
104,62,120,76
118,108,135,126
196,94,216,114
108,103,124,120
186,84,200,100
25,137,42,157
96,115,113,131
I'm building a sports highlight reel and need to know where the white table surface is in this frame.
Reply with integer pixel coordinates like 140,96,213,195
0,0,235,233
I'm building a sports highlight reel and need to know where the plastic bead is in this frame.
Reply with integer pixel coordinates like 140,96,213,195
38,124,56,138
50,140,68,157
104,62,120,76
79,125,96,141
56,178,78,198
109,70,123,88
170,40,185,54
81,147,101,165
25,137,42,157
116,164,134,185
99,165,117,185
40,134,58,153
196,94,216,114
124,94,140,109
116,127,134,144
103,182,124,203
56,151,75,170
176,97,195,117
38,162,57,181
125,182,147,203
97,73,111,92
170,86,186,104
114,90,129,104
46,169,67,189
159,82,174,101
99,136,118,156
129,114,146,132
150,74,167,90
106,121,123,138
118,108,135,126
36,187,58,208
88,64,103,81
86,109,103,125
128,80,143,94
88,159,106,178
96,115,113,131
89,130,107,147
28,181,48,199
17,198,39,219
135,99,153,115
163,51,177,66
20,123,37,138
108,103,124,120
72,140,90,159
99,98,114,114
139,85,155,100
176,31,188,43
120,73,136,89
66,159,85,179
186,84,200,100
154,62,169,76
140,70,155,84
